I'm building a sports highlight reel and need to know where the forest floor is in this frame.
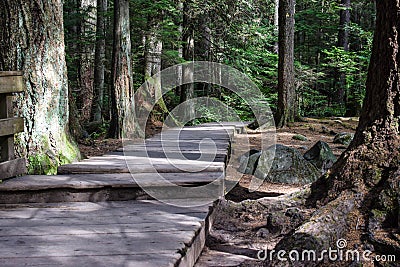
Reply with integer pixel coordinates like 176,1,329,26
196,117,359,267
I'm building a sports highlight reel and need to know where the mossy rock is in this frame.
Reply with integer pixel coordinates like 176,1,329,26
303,141,337,174
292,134,308,141
333,132,354,146
238,149,262,175
254,144,320,185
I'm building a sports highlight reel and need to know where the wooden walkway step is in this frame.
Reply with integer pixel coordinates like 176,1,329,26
0,123,248,267
0,200,216,267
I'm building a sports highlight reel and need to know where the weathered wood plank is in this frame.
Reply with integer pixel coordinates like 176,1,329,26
0,172,224,191
57,161,224,174
0,199,216,266
0,221,202,236
0,136,14,161
0,211,208,227
0,73,24,94
0,158,26,180
0,200,210,217
0,94,13,118
106,151,227,162
0,254,180,267
0,118,24,137
0,231,196,257
0,71,23,77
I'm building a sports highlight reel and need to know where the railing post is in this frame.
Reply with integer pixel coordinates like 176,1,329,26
0,71,26,180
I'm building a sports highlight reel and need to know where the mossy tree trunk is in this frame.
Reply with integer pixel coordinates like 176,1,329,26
270,1,400,265
0,0,81,174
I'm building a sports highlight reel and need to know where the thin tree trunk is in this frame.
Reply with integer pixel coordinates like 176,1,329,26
337,0,351,107
92,0,107,122
273,0,279,53
179,0,195,123
275,0,296,127
79,0,97,122
108,0,135,139
0,0,80,174
144,26,162,99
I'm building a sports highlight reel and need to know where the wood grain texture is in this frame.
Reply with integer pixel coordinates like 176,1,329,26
0,117,24,137
0,73,24,94
0,158,26,180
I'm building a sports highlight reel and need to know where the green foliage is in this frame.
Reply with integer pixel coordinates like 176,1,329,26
62,0,375,132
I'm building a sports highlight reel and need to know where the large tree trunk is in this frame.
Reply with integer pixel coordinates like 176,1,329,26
0,0,80,174
108,0,135,138
268,1,400,264
92,0,107,122
275,0,296,127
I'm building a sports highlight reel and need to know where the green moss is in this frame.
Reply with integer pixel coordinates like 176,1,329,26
27,132,80,175
28,154,58,175
292,134,308,141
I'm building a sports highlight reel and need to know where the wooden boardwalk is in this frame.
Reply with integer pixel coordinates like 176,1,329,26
0,124,245,267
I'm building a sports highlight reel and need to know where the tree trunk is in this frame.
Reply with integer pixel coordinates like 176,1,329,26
338,0,351,52
92,0,107,122
179,0,195,123
336,0,351,107
273,0,279,53
275,0,296,127
78,0,97,123
270,1,400,263
144,24,162,99
0,0,80,174
108,0,135,139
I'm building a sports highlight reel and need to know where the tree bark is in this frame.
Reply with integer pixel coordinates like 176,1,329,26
273,0,279,53
78,0,97,123
92,0,107,122
0,0,80,174
179,0,195,123
275,0,296,127
336,0,351,107
269,1,400,263
108,0,135,139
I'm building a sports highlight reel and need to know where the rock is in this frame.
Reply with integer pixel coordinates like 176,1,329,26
298,146,308,150
321,126,329,134
292,134,308,141
238,149,261,175
303,141,337,174
256,228,270,238
333,132,354,146
254,144,320,185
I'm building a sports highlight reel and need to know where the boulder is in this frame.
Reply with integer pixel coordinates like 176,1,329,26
238,149,261,175
333,132,354,146
303,141,337,174
254,144,320,185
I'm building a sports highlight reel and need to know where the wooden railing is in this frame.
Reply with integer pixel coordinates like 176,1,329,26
0,71,26,180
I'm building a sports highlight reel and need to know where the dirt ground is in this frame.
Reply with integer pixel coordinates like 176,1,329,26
195,117,358,267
